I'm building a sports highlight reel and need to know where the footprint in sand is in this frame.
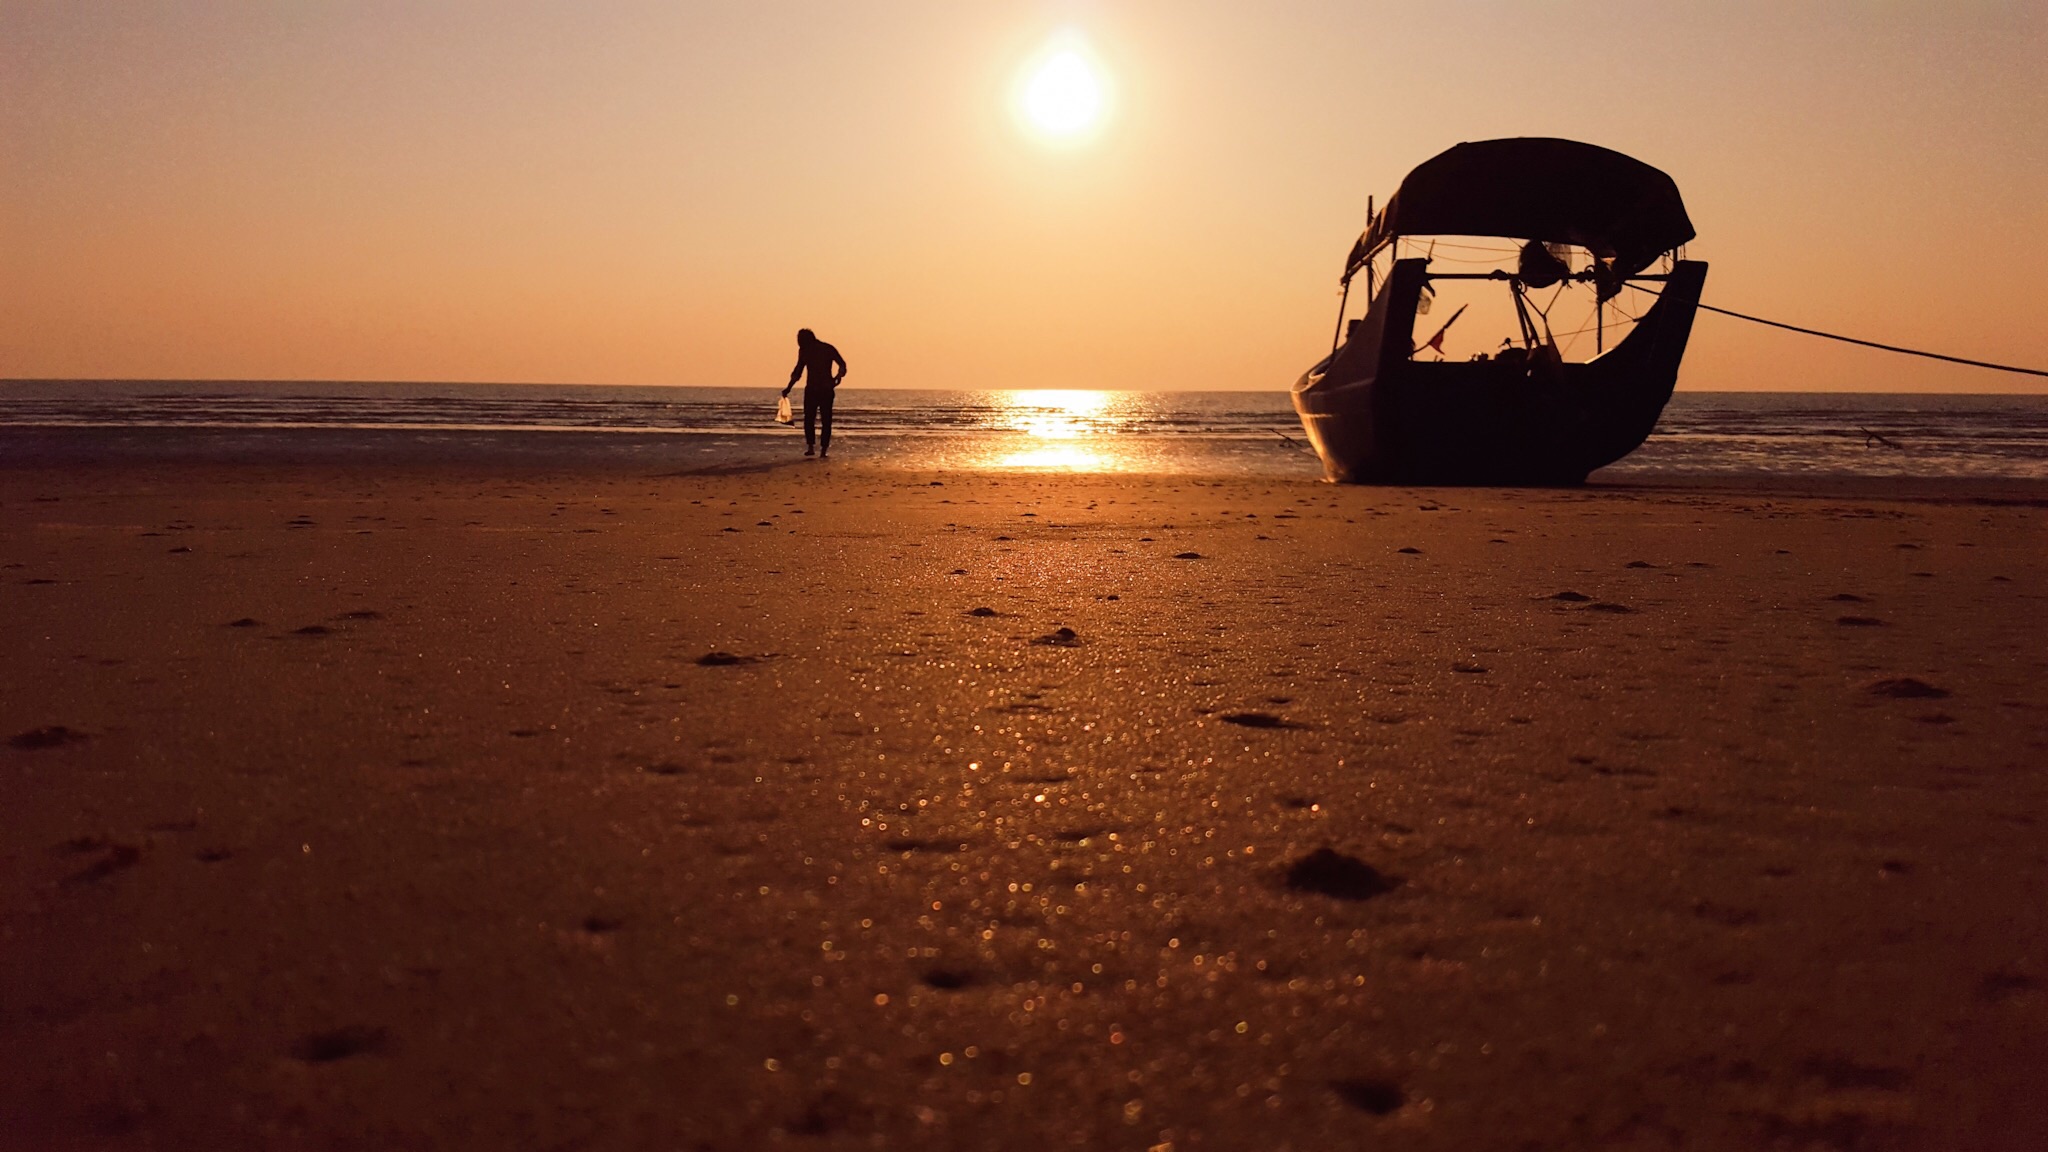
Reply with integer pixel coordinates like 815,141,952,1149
290,1027,388,1064
1329,1077,1406,1115
966,606,999,617
1692,899,1761,927
63,844,141,885
1031,628,1082,648
1868,677,1950,700
1549,591,1592,602
10,726,88,750
1837,616,1885,627
921,967,976,990
1222,711,1297,728
1174,551,1204,559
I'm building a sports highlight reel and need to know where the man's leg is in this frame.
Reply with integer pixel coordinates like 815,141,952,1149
803,392,818,454
819,394,833,456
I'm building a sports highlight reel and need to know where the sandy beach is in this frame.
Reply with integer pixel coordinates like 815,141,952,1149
4,433,2045,1151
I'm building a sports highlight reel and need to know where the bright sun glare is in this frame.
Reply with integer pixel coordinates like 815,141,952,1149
1017,37,1107,141
1024,53,1101,135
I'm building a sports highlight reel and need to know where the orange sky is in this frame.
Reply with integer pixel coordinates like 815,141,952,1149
3,2,2043,392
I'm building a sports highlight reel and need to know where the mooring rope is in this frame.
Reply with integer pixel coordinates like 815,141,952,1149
1697,304,2048,378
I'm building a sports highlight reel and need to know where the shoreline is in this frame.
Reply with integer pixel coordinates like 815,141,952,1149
4,426,2046,506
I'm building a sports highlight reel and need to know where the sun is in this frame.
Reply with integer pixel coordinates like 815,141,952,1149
1015,35,1109,143
1024,52,1101,136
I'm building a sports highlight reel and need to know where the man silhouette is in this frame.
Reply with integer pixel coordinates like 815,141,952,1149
783,329,847,458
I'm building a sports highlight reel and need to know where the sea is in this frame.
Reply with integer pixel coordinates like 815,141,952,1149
3,380,2046,481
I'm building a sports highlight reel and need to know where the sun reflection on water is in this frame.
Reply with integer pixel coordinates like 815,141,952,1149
1008,389,1115,439
982,390,1123,470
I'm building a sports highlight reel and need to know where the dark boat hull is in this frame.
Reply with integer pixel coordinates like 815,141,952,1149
1292,258,1708,484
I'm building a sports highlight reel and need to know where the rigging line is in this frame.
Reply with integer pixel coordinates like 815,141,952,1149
1623,285,2048,378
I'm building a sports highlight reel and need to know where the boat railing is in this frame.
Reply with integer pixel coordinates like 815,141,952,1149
1421,271,1674,282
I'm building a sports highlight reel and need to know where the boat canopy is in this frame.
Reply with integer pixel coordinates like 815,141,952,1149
1346,138,1695,282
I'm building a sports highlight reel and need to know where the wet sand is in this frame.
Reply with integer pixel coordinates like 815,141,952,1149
4,436,2046,1150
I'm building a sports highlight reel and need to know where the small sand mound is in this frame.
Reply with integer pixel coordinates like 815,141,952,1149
1283,848,1398,901
1868,677,1949,699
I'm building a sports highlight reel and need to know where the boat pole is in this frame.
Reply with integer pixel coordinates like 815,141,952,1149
1330,278,1352,356
1331,196,1374,356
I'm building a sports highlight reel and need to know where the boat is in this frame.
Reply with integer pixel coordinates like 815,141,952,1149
1292,137,1708,485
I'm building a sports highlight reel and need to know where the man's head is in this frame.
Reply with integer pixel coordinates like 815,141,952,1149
796,328,815,347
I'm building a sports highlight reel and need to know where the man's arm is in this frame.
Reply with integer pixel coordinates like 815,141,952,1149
785,358,802,395
831,347,847,384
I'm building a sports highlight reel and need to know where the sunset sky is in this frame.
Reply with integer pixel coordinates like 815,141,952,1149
4,2,2043,392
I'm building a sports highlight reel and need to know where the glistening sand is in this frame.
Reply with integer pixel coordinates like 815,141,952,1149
4,435,2045,1150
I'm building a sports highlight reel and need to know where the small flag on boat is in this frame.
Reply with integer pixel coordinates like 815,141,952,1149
1418,304,1468,355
